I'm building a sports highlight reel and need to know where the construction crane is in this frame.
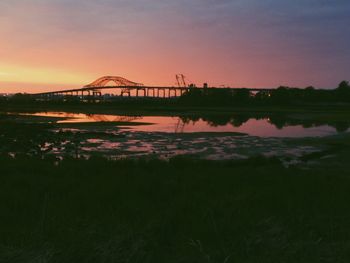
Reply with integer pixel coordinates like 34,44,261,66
175,74,187,88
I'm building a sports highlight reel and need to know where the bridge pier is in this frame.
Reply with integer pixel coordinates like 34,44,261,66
151,89,154,97
169,89,176,98
92,91,102,97
136,88,146,98
121,91,130,97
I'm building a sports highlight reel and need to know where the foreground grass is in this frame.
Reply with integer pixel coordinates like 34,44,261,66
1,156,350,262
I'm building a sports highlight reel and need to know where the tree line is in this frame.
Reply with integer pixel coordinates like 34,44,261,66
179,80,350,106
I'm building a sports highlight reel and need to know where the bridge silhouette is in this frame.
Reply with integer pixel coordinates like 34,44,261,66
33,76,273,99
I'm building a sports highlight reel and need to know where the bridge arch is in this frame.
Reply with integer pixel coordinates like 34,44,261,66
84,76,143,88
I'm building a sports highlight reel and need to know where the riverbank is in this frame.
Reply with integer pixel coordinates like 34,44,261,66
2,100,350,116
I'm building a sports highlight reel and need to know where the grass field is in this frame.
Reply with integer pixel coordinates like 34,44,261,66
1,155,350,263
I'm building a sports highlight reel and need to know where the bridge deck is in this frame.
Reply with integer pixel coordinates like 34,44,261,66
33,86,274,96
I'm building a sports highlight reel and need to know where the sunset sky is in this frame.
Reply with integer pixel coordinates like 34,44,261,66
0,0,349,93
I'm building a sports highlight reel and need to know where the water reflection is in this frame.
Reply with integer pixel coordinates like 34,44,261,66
15,111,350,137
180,114,350,133
0,111,338,161
21,112,142,123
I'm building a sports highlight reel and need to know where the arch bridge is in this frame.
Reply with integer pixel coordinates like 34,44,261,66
33,75,274,99
35,76,190,99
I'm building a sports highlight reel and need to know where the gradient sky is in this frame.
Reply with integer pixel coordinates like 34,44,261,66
0,0,349,93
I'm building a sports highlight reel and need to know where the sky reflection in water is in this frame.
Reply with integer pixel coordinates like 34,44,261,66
20,111,347,138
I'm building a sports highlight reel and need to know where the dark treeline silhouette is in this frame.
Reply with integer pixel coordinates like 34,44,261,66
179,81,350,106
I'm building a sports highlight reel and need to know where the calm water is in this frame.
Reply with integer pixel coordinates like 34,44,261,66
19,111,348,138
5,111,346,160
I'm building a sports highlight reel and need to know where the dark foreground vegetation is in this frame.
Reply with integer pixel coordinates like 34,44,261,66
1,155,350,263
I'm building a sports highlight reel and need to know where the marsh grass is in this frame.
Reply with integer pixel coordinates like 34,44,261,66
1,156,350,262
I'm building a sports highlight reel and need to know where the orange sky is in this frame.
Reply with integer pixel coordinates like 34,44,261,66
0,0,349,93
